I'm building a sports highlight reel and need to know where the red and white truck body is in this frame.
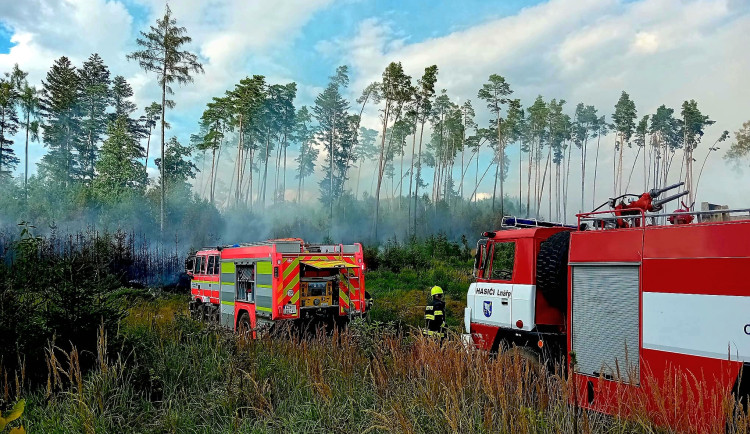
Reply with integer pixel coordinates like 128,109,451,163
466,198,750,425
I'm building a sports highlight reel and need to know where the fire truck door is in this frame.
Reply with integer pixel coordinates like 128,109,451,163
571,265,640,384
219,261,237,328
255,261,273,318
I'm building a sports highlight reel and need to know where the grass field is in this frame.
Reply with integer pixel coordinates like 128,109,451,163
2,292,744,433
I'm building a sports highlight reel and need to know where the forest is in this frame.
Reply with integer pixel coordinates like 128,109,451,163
1,5,749,249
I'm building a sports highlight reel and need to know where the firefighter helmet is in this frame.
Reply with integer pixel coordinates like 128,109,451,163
431,286,443,296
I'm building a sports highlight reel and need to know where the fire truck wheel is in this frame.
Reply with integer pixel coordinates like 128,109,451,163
536,230,571,311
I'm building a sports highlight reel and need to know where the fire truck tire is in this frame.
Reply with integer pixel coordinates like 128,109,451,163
536,230,571,311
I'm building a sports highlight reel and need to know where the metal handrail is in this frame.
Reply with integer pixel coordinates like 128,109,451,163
576,207,750,230
576,209,646,229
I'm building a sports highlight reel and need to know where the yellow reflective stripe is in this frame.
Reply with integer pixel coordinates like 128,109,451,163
256,261,272,274
221,300,235,306
256,306,272,312
425,314,435,320
221,282,235,286
283,258,299,280
425,306,433,311
290,291,299,303
434,310,443,316
257,284,271,289
426,330,434,336
221,262,236,273
191,279,217,284
340,288,350,306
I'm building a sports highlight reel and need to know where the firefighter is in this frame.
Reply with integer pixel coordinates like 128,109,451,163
424,286,446,339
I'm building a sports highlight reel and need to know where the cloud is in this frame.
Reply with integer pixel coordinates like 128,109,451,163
339,0,750,215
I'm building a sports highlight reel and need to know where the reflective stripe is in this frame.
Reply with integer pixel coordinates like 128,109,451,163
221,300,235,306
425,314,435,320
434,310,443,316
425,306,433,311
426,330,434,336
221,262,236,273
256,261,273,274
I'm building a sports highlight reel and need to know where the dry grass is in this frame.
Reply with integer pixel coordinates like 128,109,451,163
7,298,750,433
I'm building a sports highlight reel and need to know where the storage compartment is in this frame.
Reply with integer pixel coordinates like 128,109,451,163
572,265,640,384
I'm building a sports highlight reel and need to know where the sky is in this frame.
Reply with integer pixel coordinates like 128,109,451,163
0,0,749,218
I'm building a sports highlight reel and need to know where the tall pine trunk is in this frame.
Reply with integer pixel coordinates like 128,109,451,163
160,76,166,233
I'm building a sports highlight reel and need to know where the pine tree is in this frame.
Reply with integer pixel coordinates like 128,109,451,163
128,4,204,232
78,53,111,182
477,74,513,215
353,126,378,199
0,77,20,179
154,136,198,191
373,62,412,238
39,56,82,187
93,116,146,203
294,105,317,202
313,66,355,221
679,100,713,207
18,80,41,199
412,65,438,234
612,91,637,196
142,102,162,179
226,75,265,207
273,82,296,203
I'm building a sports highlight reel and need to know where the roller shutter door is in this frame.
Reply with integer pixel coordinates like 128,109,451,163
572,265,640,384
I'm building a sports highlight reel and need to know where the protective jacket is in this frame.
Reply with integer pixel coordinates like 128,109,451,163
424,297,446,338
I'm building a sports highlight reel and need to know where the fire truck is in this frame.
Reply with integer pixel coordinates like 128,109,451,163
186,238,367,335
465,182,750,423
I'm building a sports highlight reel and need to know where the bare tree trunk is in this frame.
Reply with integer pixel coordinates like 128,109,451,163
282,135,287,202
414,121,426,234
408,121,417,234
373,101,391,239
160,77,166,233
591,131,601,210
492,160,499,213
24,112,30,201
537,146,551,217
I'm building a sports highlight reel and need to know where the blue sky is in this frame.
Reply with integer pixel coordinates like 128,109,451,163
1,0,749,214
0,24,14,54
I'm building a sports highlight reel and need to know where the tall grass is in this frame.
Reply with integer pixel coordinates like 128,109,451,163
11,298,748,433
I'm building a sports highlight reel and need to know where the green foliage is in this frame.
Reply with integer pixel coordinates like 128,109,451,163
612,90,637,146
78,53,111,182
93,116,146,203
38,56,82,186
314,66,356,207
0,76,20,178
0,224,128,389
154,136,198,190
725,120,750,167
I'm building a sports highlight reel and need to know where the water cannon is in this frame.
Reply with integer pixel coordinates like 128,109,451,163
652,190,690,211
649,182,684,199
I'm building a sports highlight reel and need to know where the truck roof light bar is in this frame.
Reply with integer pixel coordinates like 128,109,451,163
502,216,577,229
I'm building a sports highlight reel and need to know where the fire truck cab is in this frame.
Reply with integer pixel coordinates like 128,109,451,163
186,238,367,335
464,219,574,360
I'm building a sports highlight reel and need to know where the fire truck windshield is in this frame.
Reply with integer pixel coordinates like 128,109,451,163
481,241,515,281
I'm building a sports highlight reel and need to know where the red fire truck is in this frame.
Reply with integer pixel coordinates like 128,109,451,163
465,182,750,425
186,238,367,335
